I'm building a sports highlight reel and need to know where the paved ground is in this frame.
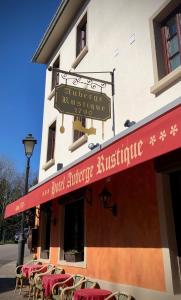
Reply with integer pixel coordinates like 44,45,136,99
0,244,32,299
0,244,29,268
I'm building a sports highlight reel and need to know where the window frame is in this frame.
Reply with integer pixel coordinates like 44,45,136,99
161,7,181,74
64,199,84,256
76,13,87,57
51,56,60,91
71,12,88,69
150,0,181,95
58,195,86,267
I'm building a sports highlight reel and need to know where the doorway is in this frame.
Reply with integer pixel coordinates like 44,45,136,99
169,170,181,278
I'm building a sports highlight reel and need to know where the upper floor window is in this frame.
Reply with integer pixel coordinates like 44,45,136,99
47,121,56,162
51,56,60,90
73,116,86,142
76,13,87,57
150,2,181,94
161,6,181,74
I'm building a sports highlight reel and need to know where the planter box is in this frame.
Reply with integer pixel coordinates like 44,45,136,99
64,252,83,262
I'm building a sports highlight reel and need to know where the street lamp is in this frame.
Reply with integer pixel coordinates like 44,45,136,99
17,134,37,267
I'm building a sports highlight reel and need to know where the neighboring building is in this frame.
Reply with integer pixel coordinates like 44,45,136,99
5,1,181,299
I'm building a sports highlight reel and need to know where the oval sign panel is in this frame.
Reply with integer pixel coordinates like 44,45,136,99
54,84,111,121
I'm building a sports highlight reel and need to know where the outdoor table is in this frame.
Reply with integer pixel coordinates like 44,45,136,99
42,273,73,298
22,264,46,278
74,288,112,300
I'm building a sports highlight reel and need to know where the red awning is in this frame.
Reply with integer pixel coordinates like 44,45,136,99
4,100,181,218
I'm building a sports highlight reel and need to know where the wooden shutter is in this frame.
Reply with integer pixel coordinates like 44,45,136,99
47,122,56,161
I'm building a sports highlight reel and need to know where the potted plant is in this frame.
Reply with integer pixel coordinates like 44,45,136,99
64,250,83,262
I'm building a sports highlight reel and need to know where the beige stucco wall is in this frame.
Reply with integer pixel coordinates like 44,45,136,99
39,0,181,181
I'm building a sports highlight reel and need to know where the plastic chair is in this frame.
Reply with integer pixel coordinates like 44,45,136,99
52,274,85,300
28,264,55,300
54,266,65,274
14,259,41,295
34,266,64,300
104,291,133,300
83,278,100,288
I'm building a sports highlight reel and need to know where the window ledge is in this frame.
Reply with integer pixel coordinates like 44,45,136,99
151,66,181,95
68,135,88,152
71,46,88,69
47,88,55,100
42,158,55,171
59,259,86,268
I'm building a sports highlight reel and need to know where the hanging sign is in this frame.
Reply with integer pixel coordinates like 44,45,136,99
54,84,111,121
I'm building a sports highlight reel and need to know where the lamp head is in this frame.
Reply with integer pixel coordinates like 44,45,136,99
22,134,37,158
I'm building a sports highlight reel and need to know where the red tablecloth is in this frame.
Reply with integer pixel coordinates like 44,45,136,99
42,273,73,297
22,264,47,278
74,288,112,300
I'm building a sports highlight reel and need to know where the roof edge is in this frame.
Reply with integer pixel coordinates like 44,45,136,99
32,0,70,64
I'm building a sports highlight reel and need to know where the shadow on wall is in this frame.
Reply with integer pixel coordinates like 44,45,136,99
43,159,164,249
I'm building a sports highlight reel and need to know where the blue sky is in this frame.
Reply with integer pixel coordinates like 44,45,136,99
0,0,60,175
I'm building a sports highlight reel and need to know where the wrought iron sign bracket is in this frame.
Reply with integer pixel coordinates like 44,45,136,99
48,67,116,135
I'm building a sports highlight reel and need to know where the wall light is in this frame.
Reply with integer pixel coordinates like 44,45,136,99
99,187,117,216
124,119,136,127
88,143,100,150
57,163,63,171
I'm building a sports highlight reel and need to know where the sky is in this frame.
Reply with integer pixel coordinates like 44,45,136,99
0,0,61,175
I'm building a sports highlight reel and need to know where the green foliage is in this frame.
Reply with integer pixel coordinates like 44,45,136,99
0,156,38,242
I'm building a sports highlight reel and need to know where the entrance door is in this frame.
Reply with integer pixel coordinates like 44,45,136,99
169,170,181,279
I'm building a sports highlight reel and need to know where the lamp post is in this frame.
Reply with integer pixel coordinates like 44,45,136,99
17,134,37,267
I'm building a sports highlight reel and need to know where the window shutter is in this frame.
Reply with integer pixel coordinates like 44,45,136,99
161,26,170,74
47,122,56,161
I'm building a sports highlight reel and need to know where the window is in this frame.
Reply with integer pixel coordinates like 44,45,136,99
150,2,181,94
71,13,88,69
51,56,60,90
73,116,86,142
76,13,87,57
40,203,52,259
161,6,181,74
47,121,56,162
64,199,84,261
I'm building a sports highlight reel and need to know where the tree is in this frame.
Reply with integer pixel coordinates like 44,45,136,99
0,156,38,242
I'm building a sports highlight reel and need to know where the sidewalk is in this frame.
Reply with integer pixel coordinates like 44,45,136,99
0,255,32,299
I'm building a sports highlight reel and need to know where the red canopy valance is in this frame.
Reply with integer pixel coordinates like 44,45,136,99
4,101,181,218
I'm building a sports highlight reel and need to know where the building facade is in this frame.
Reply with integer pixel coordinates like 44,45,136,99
5,0,181,299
